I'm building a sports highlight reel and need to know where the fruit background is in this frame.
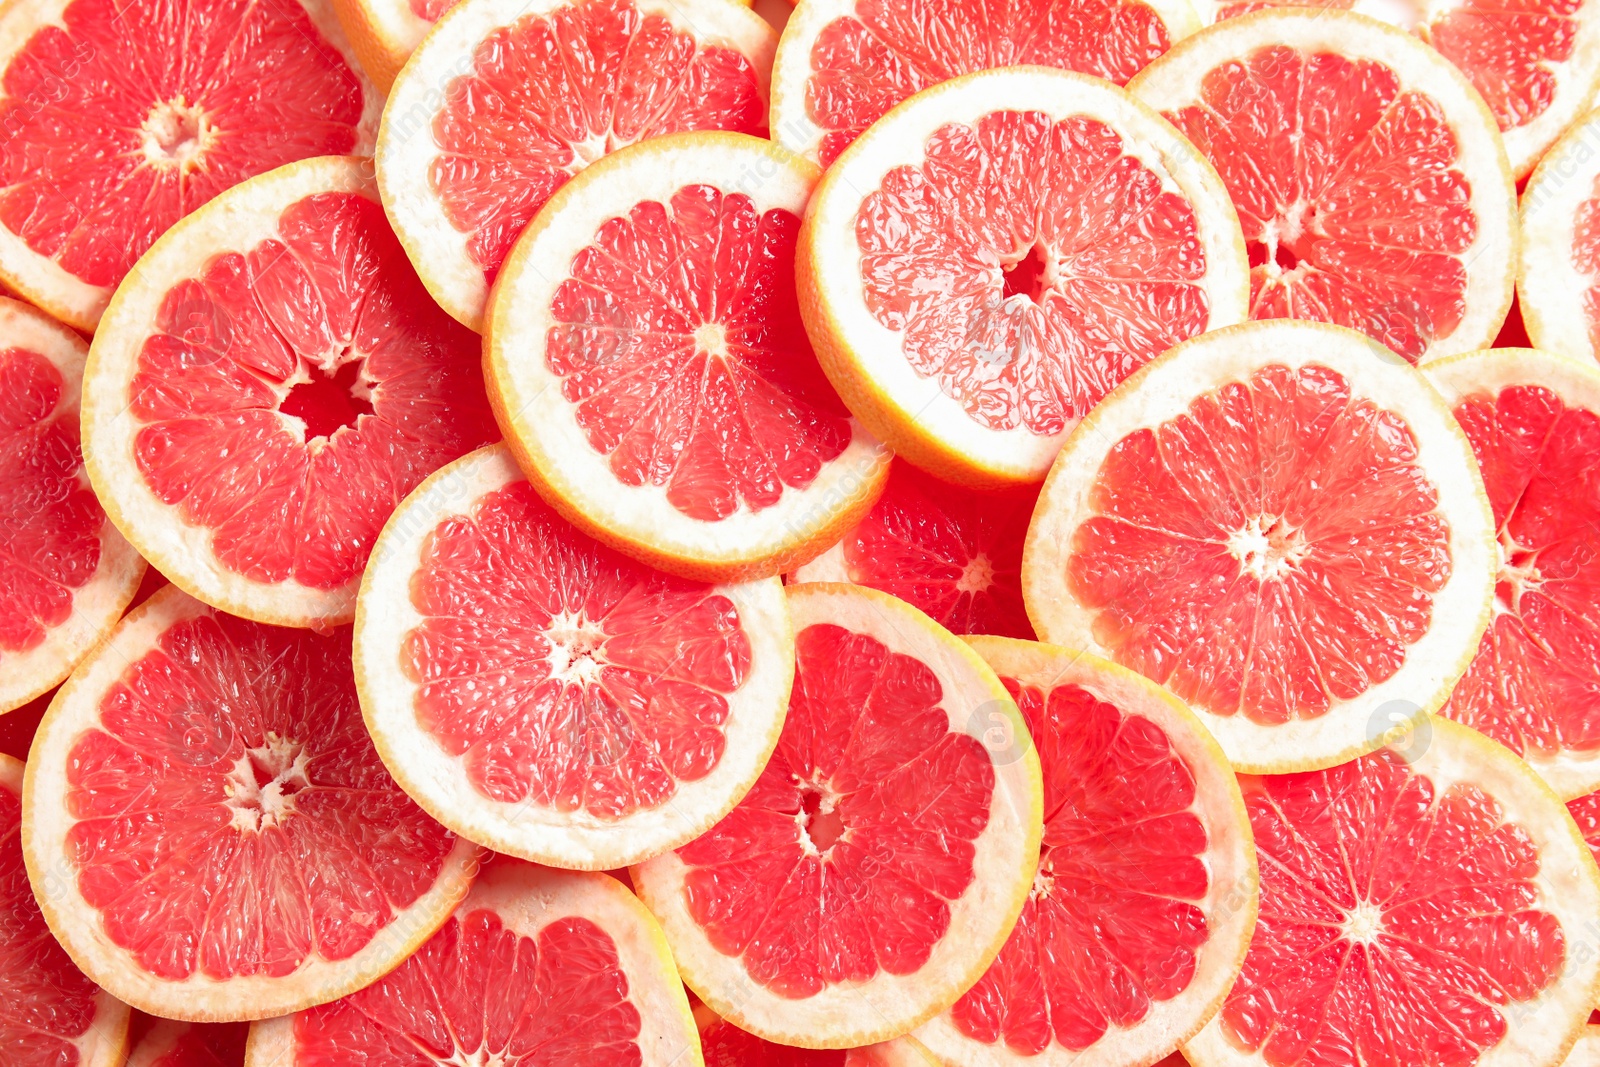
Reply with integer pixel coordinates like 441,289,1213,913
6,0,1600,1063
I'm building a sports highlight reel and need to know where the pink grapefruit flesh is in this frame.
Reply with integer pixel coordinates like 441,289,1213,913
1568,789,1600,866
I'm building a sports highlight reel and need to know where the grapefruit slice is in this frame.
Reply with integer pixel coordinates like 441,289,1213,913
21,584,480,1021
634,582,1043,1047
1182,716,1600,1067
769,0,1201,166
1128,9,1518,364
798,66,1250,487
1,753,131,1067
355,443,794,869
486,132,890,581
128,1020,249,1067
82,155,499,630
0,0,380,332
0,296,144,715
914,637,1257,1067
790,460,1037,639
1423,347,1600,799
1520,107,1600,362
377,0,778,331
243,860,699,1067
1191,0,1600,179
1023,320,1496,773
697,1002,940,1065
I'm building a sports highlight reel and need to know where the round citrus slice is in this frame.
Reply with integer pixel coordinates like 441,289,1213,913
798,66,1250,488
1128,9,1517,364
1190,0,1600,179
22,584,480,1021
127,1021,249,1067
0,296,144,715
1520,107,1600,362
82,155,499,629
486,132,890,581
243,860,699,1066
634,582,1043,1047
1181,716,1600,1067
377,0,777,332
769,0,1201,166
697,1002,940,1065
0,0,380,333
356,443,794,869
790,460,1037,639
1024,320,1496,773
1,753,131,1067
1422,348,1600,799
913,637,1256,1067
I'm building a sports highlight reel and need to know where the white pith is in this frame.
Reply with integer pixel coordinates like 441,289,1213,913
1521,108,1600,362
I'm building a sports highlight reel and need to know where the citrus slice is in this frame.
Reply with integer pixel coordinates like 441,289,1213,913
377,0,777,332
914,637,1257,1067
0,0,380,332
127,1020,249,1067
769,0,1201,166
798,66,1250,487
21,584,480,1021
1181,716,1600,1067
1520,107,1600,362
1023,320,1496,773
790,460,1037,639
82,155,499,629
633,582,1043,1047
1191,0,1600,179
0,296,144,715
697,1002,940,1065
1128,9,1517,364
355,443,794,868
1,753,131,1067
1423,348,1600,799
486,132,890,581
243,860,699,1066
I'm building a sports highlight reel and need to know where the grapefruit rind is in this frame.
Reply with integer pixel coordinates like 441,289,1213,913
1022,319,1497,774
1,754,133,1067
377,0,779,333
633,582,1044,1049
766,0,1204,165
20,585,481,1022
0,0,380,334
1521,107,1600,363
242,862,701,1066
83,156,383,630
1127,9,1518,362
1566,1027,1600,1066
329,0,435,93
1183,717,1600,1067
798,66,1251,488
354,443,796,869
1421,346,1600,800
696,1001,944,1065
913,637,1258,1067
485,131,892,582
0,297,144,715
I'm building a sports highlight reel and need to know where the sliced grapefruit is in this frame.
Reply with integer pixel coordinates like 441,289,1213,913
634,582,1043,1047
486,132,890,581
243,859,699,1066
1128,9,1517,363
769,0,1201,166
127,1020,249,1067
0,0,380,332
0,296,144,715
1023,320,1496,773
355,443,794,868
1182,716,1600,1067
1423,347,1600,798
798,66,1250,487
1,753,131,1067
82,155,499,629
377,0,777,331
1521,107,1600,361
21,584,480,1021
1192,0,1600,178
915,637,1257,1067
790,460,1037,639
697,1002,940,1065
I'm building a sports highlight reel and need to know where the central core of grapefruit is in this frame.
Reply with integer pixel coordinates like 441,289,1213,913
545,611,609,684
140,99,216,171
798,784,845,854
1001,245,1052,303
279,355,374,441
224,734,310,832
1228,515,1310,580
1495,530,1543,612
